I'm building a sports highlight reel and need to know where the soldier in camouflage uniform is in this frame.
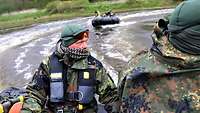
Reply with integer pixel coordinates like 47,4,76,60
119,0,200,113
21,24,119,113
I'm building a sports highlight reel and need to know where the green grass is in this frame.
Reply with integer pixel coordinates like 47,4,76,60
0,10,46,22
0,0,53,14
0,0,179,33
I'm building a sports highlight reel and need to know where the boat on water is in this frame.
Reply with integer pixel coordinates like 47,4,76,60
92,11,120,27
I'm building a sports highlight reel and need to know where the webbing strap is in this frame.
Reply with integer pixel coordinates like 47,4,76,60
50,53,63,75
49,53,66,103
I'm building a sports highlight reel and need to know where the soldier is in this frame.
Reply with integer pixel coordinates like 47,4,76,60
20,24,119,113
119,0,200,113
94,10,101,17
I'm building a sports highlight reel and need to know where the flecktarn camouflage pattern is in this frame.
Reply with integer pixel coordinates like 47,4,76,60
119,26,200,113
119,0,200,112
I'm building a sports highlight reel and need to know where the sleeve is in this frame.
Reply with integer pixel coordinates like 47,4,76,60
96,67,120,113
21,57,50,113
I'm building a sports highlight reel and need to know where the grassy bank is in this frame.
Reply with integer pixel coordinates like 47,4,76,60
0,0,179,33
0,0,53,14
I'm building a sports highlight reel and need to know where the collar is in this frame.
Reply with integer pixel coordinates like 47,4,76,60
71,58,89,69
151,33,200,68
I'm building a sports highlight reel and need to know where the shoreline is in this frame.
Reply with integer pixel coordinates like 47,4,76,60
0,6,175,34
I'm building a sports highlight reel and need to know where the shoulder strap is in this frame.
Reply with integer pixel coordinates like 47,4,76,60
49,53,63,74
49,53,66,103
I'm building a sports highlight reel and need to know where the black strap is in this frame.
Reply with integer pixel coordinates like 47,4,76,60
50,53,63,74
87,55,103,68
67,92,82,101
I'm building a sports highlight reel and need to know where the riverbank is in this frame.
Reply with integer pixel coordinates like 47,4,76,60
0,0,178,34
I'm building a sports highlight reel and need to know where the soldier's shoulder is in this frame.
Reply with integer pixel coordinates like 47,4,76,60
121,49,170,78
88,55,103,68
41,52,58,65
41,56,51,66
126,49,150,70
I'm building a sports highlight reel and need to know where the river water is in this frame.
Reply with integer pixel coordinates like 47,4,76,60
0,9,173,90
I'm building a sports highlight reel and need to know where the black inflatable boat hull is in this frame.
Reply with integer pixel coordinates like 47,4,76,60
92,16,120,27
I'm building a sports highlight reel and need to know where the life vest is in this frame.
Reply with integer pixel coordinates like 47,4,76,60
49,53,99,111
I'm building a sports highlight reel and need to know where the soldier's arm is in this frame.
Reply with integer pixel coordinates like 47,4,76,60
96,67,120,113
21,57,50,113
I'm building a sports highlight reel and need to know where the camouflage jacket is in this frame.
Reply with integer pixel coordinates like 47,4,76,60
119,31,200,113
21,53,119,113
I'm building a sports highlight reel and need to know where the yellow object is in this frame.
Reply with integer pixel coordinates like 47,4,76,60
83,72,89,79
18,96,24,103
50,73,62,79
77,104,83,110
0,104,4,113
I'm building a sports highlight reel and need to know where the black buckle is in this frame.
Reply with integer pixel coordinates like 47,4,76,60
67,91,83,101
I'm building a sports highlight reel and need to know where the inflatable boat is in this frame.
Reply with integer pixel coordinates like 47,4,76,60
92,14,120,27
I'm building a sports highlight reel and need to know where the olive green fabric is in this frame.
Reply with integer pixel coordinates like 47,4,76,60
168,0,200,54
61,24,88,47
119,23,200,112
21,54,119,113
169,0,200,28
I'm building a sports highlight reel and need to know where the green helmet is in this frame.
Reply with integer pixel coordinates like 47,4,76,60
169,0,200,29
168,0,200,55
60,24,88,47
